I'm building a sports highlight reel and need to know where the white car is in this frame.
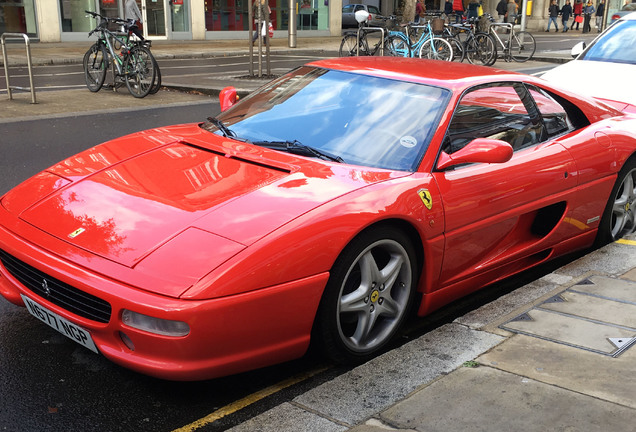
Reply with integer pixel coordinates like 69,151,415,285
541,12,636,111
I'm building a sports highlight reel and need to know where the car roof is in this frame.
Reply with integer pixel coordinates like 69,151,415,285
621,11,636,19
307,57,526,92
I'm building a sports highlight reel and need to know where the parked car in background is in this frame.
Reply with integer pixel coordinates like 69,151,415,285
342,3,385,27
541,12,636,110
612,2,636,21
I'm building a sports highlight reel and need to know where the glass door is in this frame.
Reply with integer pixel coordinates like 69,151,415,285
142,0,166,38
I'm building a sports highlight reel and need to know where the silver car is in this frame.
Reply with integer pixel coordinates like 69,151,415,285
611,2,636,21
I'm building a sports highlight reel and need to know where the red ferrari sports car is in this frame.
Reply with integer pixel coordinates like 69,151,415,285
1,57,636,380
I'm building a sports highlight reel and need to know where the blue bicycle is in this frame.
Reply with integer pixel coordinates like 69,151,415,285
385,18,453,61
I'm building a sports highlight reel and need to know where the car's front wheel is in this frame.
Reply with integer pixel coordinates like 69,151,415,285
314,226,418,364
596,158,636,245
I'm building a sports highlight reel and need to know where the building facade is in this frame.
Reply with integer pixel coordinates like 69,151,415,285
0,0,625,42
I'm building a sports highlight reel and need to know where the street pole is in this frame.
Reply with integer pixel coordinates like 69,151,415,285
520,0,528,31
289,0,297,48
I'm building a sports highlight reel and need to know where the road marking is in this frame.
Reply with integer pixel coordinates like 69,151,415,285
616,239,636,246
172,366,329,432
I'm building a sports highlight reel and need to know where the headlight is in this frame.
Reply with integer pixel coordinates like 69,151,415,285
122,310,190,337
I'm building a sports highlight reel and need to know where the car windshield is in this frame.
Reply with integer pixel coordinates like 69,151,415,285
204,67,450,171
581,19,636,64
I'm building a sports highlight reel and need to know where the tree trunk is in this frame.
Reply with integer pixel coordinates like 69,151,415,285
402,0,416,24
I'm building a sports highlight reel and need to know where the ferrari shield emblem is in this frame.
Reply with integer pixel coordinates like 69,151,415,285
68,228,85,239
418,189,433,210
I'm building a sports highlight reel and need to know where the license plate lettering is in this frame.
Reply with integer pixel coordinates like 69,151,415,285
21,294,99,354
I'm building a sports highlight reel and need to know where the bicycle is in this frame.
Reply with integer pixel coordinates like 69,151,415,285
339,15,396,56
445,18,496,65
83,11,159,98
384,18,453,61
486,16,536,63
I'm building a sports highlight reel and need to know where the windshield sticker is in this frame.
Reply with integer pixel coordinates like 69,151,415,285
418,189,433,210
400,136,417,148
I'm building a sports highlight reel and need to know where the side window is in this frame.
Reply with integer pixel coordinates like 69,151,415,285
527,86,574,137
444,85,546,155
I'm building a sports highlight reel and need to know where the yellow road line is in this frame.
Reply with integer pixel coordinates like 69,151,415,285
616,239,636,246
172,366,329,432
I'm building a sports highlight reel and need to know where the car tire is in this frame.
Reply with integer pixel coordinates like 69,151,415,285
596,157,636,246
314,226,418,364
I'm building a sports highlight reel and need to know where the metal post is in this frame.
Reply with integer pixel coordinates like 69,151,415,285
1,33,37,104
288,0,297,48
249,0,254,77
520,0,528,31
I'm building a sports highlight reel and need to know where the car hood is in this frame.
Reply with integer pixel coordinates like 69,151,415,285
7,128,402,270
540,60,636,106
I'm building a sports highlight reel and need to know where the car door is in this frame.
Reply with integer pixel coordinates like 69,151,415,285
432,82,579,290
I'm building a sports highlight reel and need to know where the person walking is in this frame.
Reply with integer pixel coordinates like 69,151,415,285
582,0,595,33
596,0,605,32
415,0,426,24
496,0,508,22
561,0,573,31
467,0,480,19
124,0,144,40
573,0,583,30
252,0,271,45
546,0,560,31
453,0,465,23
506,0,518,24
444,0,454,22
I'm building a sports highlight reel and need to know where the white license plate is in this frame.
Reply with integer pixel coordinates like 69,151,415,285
21,294,99,354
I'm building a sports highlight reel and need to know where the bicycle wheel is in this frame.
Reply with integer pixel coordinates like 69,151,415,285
339,33,369,56
418,37,453,61
446,37,464,62
385,34,411,57
148,51,161,95
83,43,108,92
124,46,156,98
466,33,497,66
510,31,536,62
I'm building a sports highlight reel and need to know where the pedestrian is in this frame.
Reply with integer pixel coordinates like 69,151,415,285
496,0,508,22
546,0,560,31
561,0,573,31
252,0,271,45
573,0,583,30
506,0,518,24
467,0,480,19
596,0,605,32
453,0,465,23
124,0,144,40
582,0,595,33
444,0,454,22
415,0,426,24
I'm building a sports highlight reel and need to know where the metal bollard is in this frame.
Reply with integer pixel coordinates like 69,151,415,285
1,33,37,104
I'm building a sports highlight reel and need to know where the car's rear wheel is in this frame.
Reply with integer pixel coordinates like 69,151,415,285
596,158,636,245
314,226,418,364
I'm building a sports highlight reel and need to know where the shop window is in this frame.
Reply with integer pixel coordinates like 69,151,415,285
1,0,37,37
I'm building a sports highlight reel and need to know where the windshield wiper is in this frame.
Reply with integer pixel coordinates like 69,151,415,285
206,117,236,138
252,140,345,163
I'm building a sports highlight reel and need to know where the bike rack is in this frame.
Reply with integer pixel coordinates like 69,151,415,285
489,22,514,49
357,26,385,56
1,33,37,104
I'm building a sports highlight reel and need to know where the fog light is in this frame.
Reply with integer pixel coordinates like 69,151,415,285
119,331,135,351
122,310,190,337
